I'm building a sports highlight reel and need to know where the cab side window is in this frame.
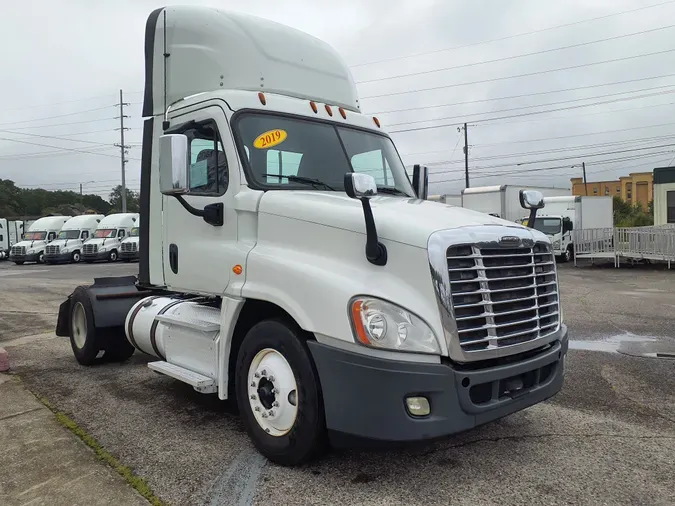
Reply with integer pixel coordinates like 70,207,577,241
182,120,229,195
48,232,56,241
81,231,89,240
118,230,125,238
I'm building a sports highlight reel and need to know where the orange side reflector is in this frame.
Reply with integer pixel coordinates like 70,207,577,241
232,265,243,275
258,93,266,106
339,107,347,119
325,104,333,116
310,101,318,113
351,300,370,345
373,117,381,128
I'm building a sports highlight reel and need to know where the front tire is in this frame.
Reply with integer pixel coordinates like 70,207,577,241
236,319,326,466
564,245,573,263
71,251,81,263
37,252,45,264
108,250,118,262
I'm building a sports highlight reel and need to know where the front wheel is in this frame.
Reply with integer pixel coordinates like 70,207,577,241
564,245,573,263
236,319,326,466
108,250,118,262
37,252,45,264
71,251,81,263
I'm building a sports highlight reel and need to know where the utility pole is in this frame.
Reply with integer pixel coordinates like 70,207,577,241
582,161,588,196
114,89,130,212
79,183,82,196
463,122,469,188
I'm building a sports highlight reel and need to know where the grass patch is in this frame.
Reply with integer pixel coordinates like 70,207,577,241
35,394,166,506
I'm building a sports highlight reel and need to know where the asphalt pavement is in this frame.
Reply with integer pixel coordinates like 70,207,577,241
1,259,674,505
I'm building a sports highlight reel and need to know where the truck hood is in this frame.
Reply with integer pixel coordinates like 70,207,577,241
13,240,47,249
85,238,117,247
259,191,532,248
50,239,82,248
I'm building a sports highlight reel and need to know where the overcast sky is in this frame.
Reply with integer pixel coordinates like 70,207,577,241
1,0,675,199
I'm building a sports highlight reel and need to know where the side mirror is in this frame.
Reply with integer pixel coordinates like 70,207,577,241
562,218,573,232
344,173,377,199
519,189,545,210
412,164,429,200
159,134,189,195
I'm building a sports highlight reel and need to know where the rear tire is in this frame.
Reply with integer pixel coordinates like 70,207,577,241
69,287,101,366
236,319,326,466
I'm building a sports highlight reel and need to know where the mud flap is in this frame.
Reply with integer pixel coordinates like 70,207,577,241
55,297,71,337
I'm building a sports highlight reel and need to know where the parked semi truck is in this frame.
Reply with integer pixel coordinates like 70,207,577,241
82,213,139,263
462,185,570,221
518,196,613,262
55,6,568,466
120,223,140,262
10,216,69,264
44,214,104,264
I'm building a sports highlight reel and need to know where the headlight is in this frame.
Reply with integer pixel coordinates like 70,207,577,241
349,297,441,354
26,249,35,254
552,240,561,249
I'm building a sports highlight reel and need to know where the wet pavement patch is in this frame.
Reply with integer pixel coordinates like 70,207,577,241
570,333,675,359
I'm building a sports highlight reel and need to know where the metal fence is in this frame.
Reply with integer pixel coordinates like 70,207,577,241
573,226,675,268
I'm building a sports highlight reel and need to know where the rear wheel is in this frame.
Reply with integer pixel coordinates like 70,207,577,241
69,288,100,365
236,319,326,466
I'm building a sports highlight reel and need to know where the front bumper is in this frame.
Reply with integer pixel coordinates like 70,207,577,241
308,324,568,446
44,252,73,263
10,253,40,263
82,251,110,261
120,251,139,260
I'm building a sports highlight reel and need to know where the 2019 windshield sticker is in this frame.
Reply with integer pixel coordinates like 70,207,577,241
253,129,287,149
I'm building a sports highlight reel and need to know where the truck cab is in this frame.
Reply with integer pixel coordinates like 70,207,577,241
56,6,568,466
44,214,104,264
0,219,9,260
518,214,574,262
120,223,140,262
82,213,139,263
10,216,69,265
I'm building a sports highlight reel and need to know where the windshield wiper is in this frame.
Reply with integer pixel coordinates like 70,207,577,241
376,186,408,196
262,173,336,191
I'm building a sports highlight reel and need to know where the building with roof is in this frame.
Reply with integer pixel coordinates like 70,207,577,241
570,171,653,210
653,166,675,226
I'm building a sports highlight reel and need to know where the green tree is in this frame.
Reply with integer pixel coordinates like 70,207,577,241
108,185,140,213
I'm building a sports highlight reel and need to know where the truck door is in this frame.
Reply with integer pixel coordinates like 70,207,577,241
162,105,238,294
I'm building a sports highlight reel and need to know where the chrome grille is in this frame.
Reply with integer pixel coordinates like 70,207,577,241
10,246,26,256
83,244,98,254
121,242,137,252
46,245,60,255
447,242,560,352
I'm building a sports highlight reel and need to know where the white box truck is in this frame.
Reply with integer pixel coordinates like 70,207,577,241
519,196,614,262
55,6,568,466
44,214,105,264
462,185,570,221
82,213,139,263
10,216,70,264
1,219,26,259
120,222,140,262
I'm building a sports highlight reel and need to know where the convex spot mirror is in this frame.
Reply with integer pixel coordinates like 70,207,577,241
519,189,545,210
159,134,190,195
345,173,378,199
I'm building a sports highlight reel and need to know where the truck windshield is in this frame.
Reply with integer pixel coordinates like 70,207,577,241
93,229,116,238
129,228,139,237
24,231,46,240
57,230,80,240
234,113,415,196
532,218,562,235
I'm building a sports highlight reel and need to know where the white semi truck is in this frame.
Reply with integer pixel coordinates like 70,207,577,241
44,214,104,264
119,223,140,262
10,216,69,264
518,196,614,262
55,6,568,466
82,213,139,263
462,185,570,221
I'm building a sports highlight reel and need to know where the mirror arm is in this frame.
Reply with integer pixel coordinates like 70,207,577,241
527,208,538,229
174,195,224,227
360,198,387,266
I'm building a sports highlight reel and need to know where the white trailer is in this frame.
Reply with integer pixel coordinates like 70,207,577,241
82,213,139,263
1,219,27,259
9,216,70,264
44,214,105,264
521,196,613,262
55,6,568,466
462,185,570,221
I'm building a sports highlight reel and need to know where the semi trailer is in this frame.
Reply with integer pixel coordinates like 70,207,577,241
55,6,568,466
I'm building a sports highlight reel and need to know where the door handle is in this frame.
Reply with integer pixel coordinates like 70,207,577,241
169,243,178,274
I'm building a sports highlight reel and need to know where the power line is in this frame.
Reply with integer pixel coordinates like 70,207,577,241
389,99,675,134
361,47,675,100
350,0,675,67
385,87,675,128
0,129,118,146
0,91,143,114
0,105,116,127
371,74,675,115
5,117,118,131
0,146,119,161
0,136,141,160
357,24,675,84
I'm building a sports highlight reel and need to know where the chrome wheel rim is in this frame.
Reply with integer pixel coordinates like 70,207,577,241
72,302,87,349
